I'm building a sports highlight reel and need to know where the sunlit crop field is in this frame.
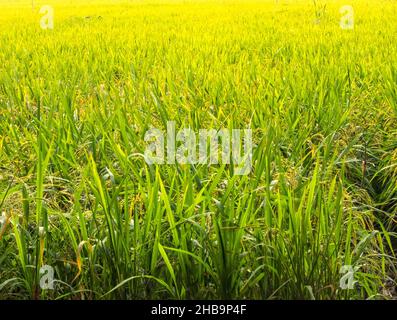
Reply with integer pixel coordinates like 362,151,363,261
0,0,396,300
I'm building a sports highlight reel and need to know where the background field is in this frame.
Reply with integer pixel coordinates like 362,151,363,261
0,0,396,299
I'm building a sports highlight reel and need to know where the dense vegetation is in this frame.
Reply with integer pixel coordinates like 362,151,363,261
0,0,396,299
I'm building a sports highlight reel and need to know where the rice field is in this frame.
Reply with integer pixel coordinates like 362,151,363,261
0,0,397,300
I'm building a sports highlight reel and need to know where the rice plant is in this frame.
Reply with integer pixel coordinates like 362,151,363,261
0,0,396,300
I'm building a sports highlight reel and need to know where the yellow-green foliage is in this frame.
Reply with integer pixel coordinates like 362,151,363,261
0,0,396,299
